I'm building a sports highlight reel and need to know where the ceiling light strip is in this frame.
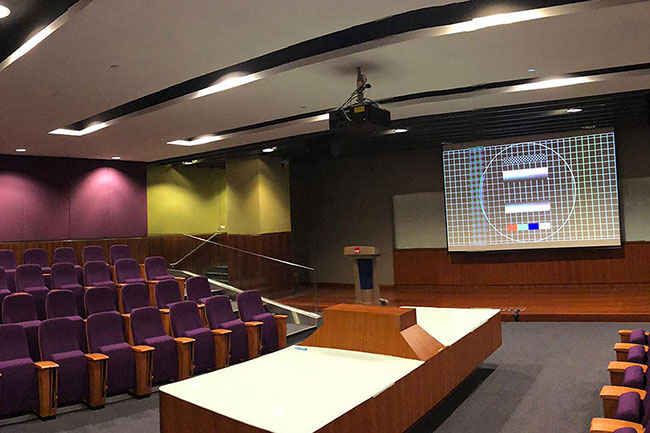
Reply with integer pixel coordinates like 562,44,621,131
0,0,93,72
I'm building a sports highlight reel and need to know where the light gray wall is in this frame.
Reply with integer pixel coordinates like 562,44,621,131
291,125,650,285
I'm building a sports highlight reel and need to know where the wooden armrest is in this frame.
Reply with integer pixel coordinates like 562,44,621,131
85,353,109,362
34,361,58,418
615,343,649,352
122,313,131,318
159,308,170,314
132,345,155,353
601,385,646,399
274,314,288,319
174,277,185,282
273,315,288,349
212,329,231,369
174,337,195,380
85,353,108,408
212,329,232,336
591,417,644,433
132,345,154,396
620,330,633,336
245,321,263,327
608,362,648,373
34,361,59,370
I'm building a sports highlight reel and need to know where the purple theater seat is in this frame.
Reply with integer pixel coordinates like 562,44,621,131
186,276,215,304
627,345,648,365
144,256,174,281
622,365,650,390
115,258,146,285
23,248,51,275
45,290,87,352
206,295,248,362
87,311,136,395
0,324,38,417
131,306,177,384
2,294,41,361
0,249,17,292
84,287,117,316
237,290,278,354
39,318,89,405
155,279,182,309
614,390,650,427
614,429,644,433
631,329,648,345
170,301,215,373
84,261,117,308
53,247,83,284
82,246,105,264
121,283,150,314
51,263,85,317
15,264,49,320
110,245,131,267
0,267,11,318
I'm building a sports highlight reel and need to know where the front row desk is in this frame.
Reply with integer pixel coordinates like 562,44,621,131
159,304,502,433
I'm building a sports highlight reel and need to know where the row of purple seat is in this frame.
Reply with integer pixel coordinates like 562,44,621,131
0,285,287,420
587,329,650,433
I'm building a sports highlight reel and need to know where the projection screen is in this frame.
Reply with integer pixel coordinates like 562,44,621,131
442,130,620,252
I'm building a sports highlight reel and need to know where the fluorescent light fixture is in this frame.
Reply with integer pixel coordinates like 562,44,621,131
510,76,593,92
193,74,260,99
393,128,408,133
566,108,582,113
448,10,548,34
49,122,109,136
167,135,223,146
15,148,26,152
182,159,200,165
111,156,121,160
309,113,330,122
528,68,536,73
0,5,10,18
262,147,277,153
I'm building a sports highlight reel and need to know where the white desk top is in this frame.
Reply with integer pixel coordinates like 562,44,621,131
402,306,500,346
160,346,423,433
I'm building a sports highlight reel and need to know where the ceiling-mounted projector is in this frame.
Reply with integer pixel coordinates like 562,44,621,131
329,67,391,135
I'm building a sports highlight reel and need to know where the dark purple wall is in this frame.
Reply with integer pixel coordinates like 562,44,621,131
0,155,147,241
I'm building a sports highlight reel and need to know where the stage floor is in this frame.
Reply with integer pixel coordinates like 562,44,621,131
159,306,501,433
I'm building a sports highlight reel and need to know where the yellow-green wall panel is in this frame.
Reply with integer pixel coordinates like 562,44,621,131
147,165,226,235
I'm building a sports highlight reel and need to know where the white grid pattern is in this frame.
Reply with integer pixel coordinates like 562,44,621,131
442,132,620,250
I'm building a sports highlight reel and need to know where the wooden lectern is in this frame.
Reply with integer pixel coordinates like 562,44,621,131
344,246,380,305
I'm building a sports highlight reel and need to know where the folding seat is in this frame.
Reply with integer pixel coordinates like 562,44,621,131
2,294,41,361
130,306,194,383
121,283,150,314
115,259,147,311
170,301,230,373
15,264,50,320
39,318,98,407
237,290,287,354
84,261,117,308
82,245,105,264
0,324,55,419
109,244,131,267
144,256,185,301
186,276,216,305
45,290,87,352
53,247,83,284
206,295,261,362
156,279,184,335
51,263,85,317
23,248,51,274
0,249,17,291
591,380,650,433
86,311,154,397
0,267,11,314
84,287,117,316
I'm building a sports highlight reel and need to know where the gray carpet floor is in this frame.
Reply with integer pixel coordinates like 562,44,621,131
2,322,633,433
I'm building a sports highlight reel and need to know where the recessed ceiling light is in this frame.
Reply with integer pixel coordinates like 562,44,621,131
566,108,582,113
448,10,548,34
510,76,593,92
15,148,26,152
262,147,277,153
582,125,596,130
111,156,121,160
182,159,200,166
0,5,10,18
528,68,536,73
393,128,408,133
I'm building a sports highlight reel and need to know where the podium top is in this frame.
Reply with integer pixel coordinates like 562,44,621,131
343,246,379,256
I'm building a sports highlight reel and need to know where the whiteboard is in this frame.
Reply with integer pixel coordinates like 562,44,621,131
392,192,447,249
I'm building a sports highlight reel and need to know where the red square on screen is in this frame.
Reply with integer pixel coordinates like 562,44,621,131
507,224,517,232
